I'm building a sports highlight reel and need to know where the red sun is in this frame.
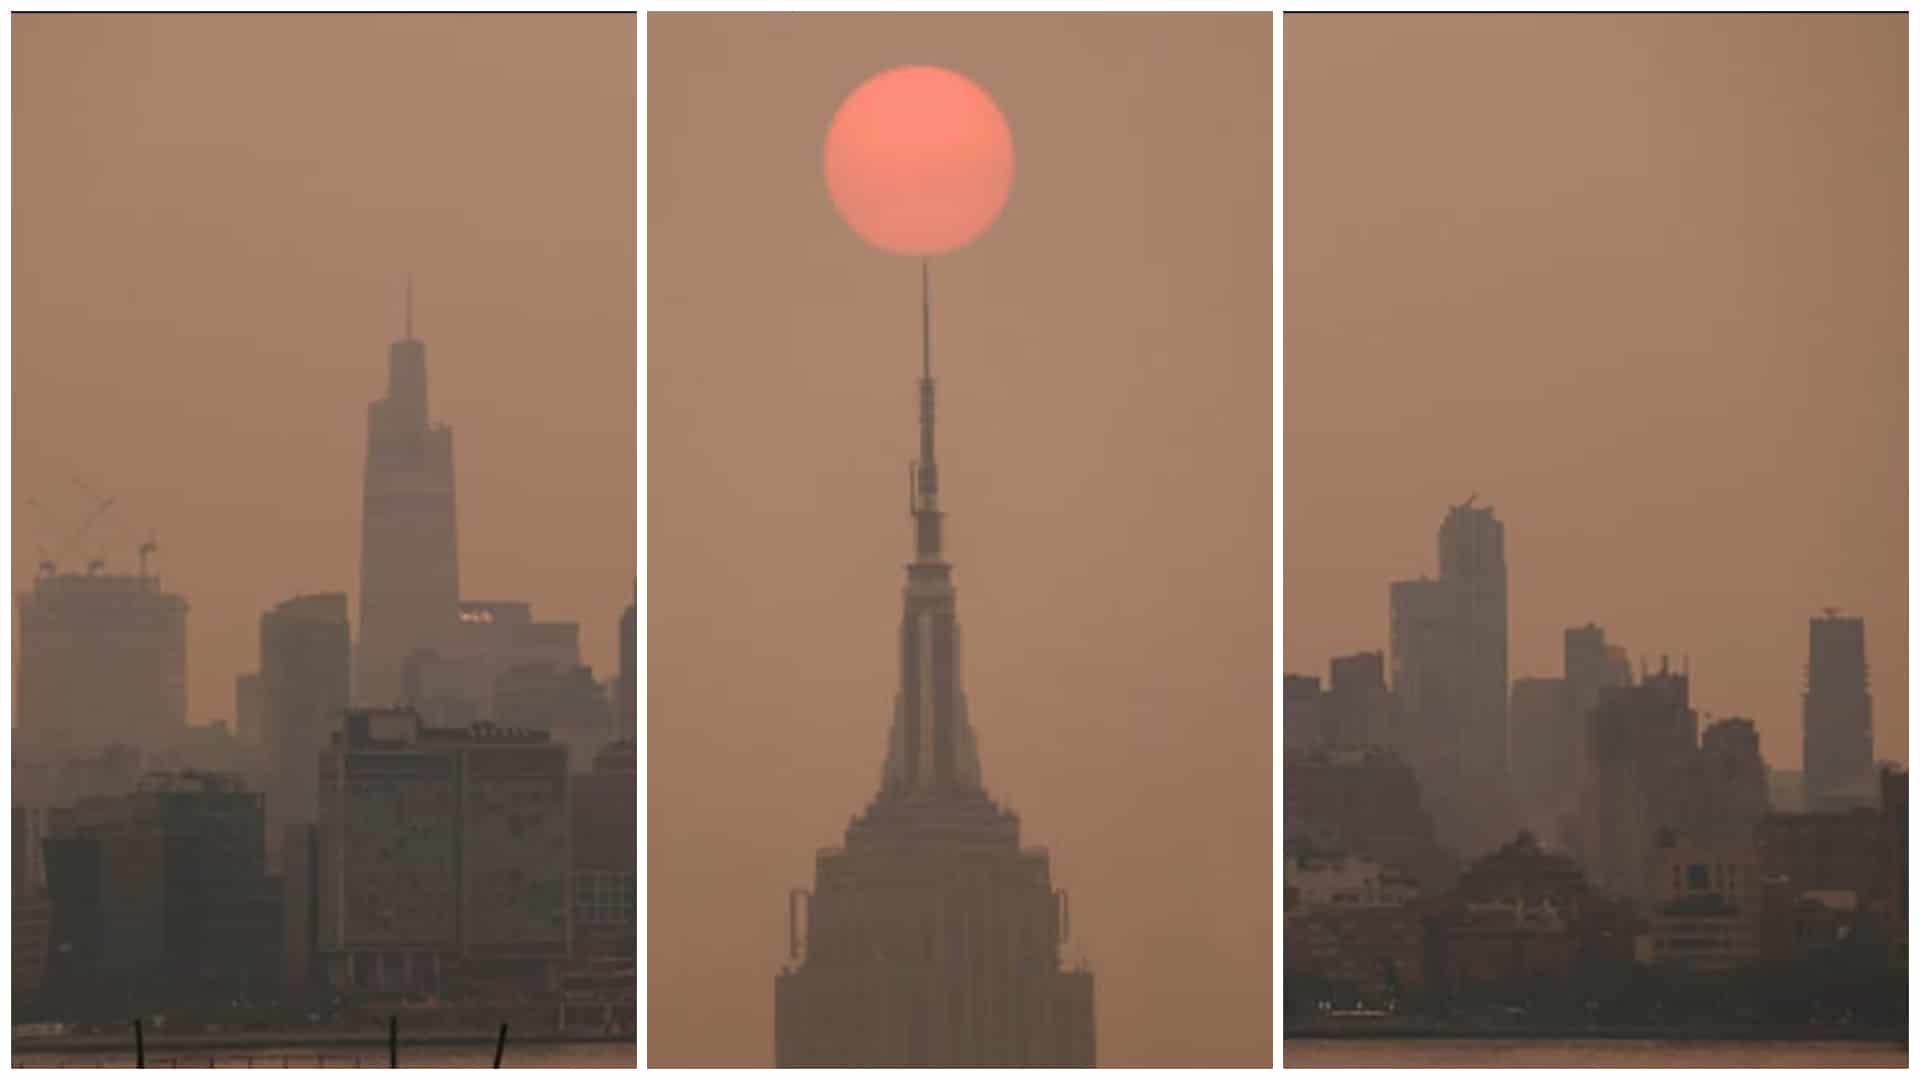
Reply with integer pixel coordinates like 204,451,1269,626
824,66,1015,257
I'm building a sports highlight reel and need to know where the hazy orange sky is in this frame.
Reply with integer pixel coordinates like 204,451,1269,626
13,15,636,719
649,13,1271,1067
1286,14,1906,771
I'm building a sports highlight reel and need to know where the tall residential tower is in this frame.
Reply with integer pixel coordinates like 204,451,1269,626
1804,612,1873,812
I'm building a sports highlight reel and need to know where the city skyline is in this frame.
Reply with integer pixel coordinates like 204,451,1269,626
13,15,637,724
1286,15,1907,772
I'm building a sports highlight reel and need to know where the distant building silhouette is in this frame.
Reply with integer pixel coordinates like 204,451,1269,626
617,601,637,741
16,568,188,760
356,283,460,705
1388,499,1509,853
316,707,570,999
494,659,612,763
235,671,264,749
1803,612,1874,812
260,593,351,842
1767,766,1807,814
1283,672,1324,751
1582,665,1697,901
774,266,1093,1067
1694,716,1770,849
1508,676,1569,829
403,600,583,727
1325,651,1394,748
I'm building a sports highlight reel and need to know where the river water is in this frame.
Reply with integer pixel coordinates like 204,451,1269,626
11,1040,636,1069
1284,1038,1906,1068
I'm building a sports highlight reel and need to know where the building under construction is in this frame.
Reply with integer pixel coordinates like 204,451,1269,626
16,566,188,762
773,266,1094,1067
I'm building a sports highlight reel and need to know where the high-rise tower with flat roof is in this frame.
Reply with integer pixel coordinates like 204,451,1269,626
356,281,460,706
774,265,1094,1067
1804,612,1873,812
16,568,188,759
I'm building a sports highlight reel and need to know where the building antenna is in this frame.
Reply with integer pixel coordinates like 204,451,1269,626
405,273,414,340
921,257,932,380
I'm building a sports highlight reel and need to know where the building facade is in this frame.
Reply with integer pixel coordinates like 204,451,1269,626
316,708,570,998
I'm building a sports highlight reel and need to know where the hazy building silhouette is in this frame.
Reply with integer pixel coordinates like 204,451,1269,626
774,269,1094,1067
1563,623,1631,727
16,567,188,760
316,707,570,998
1389,500,1509,853
1283,673,1323,751
1508,676,1569,828
235,671,264,749
42,771,276,1017
1803,612,1874,812
260,593,351,840
494,659,612,763
1325,651,1393,748
356,285,460,706
1583,666,1697,901
403,601,583,727
1694,716,1770,849
617,602,637,741
1767,767,1807,814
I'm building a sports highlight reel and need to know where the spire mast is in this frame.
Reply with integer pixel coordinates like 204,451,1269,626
405,273,414,340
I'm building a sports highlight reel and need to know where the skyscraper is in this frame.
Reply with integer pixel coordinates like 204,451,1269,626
1804,612,1873,812
1387,500,1509,853
16,566,189,760
774,266,1094,1067
1436,501,1508,797
261,593,351,838
356,283,460,706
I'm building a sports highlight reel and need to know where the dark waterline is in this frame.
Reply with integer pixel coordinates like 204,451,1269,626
11,1039,637,1070
1284,1038,1907,1069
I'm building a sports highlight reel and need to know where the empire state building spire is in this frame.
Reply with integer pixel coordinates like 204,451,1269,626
880,260,983,799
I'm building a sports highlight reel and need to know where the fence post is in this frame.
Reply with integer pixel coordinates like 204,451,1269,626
133,1018,145,1069
390,1014,399,1068
493,1022,509,1068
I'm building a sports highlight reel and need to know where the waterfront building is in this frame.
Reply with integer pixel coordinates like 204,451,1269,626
316,708,571,998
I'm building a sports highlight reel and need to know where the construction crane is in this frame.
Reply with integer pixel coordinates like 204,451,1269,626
61,492,115,569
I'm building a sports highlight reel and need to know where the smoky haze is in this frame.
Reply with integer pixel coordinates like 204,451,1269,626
12,14,638,714
647,13,1272,1068
1285,14,1907,770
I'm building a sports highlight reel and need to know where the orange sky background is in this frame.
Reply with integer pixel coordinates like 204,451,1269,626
1286,14,1907,772
13,15,637,718
649,13,1272,1067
